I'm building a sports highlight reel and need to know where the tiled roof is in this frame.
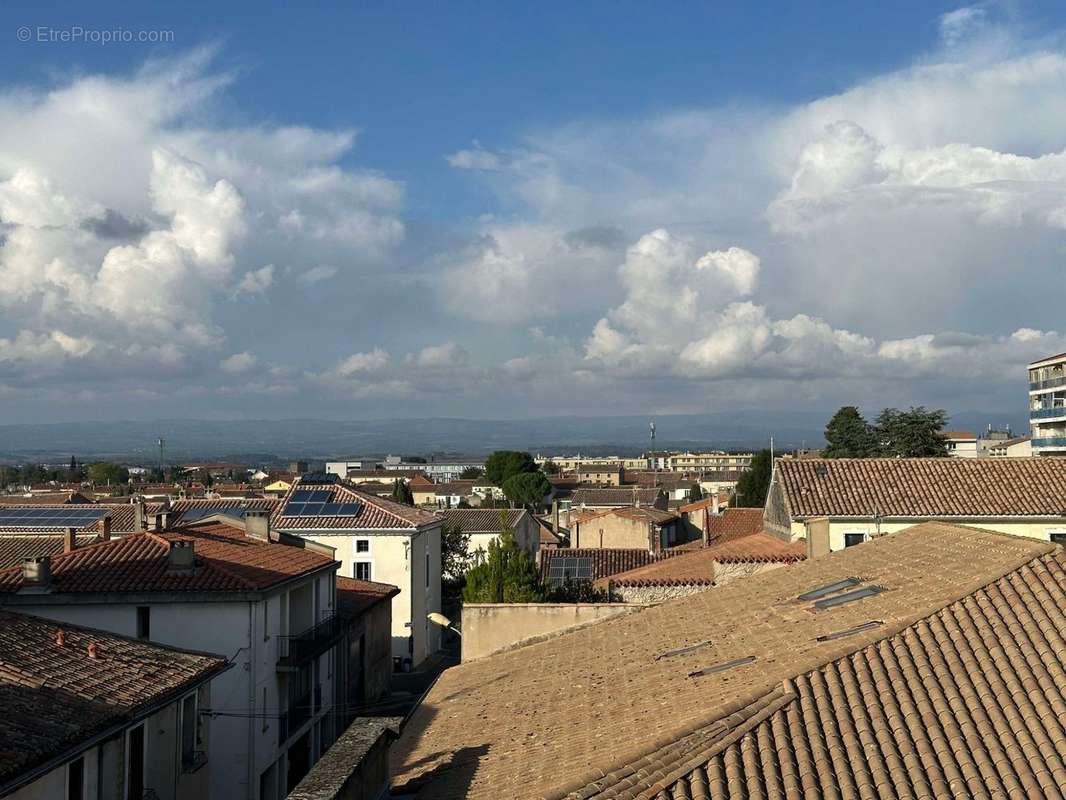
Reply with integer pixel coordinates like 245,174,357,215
169,497,280,525
0,610,227,791
538,548,683,584
776,456,1066,518
0,535,98,569
602,533,806,588
438,508,529,533
418,481,475,495
707,507,765,538
0,492,92,505
336,576,400,617
391,522,1053,799
940,430,976,439
273,480,439,531
570,488,663,507
533,516,565,546
0,520,336,594
94,501,167,532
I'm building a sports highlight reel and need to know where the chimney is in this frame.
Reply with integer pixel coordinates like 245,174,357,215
805,516,831,560
167,540,195,571
245,510,271,541
701,507,710,547
154,511,170,531
552,500,560,540
63,527,77,554
712,493,720,515
134,501,146,533
21,556,52,591
100,516,112,542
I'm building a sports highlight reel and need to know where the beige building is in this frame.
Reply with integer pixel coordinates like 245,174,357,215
764,456,1066,551
570,506,681,551
666,451,754,471
987,435,1033,457
576,464,624,486
437,508,539,569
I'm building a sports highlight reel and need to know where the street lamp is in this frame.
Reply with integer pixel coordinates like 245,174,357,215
427,612,462,637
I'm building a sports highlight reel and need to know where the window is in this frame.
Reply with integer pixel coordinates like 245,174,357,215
355,539,370,553
67,756,84,800
843,532,867,548
1050,531,1066,545
354,562,372,581
180,692,199,769
135,606,150,640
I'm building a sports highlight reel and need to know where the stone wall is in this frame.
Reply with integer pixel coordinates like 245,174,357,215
461,603,642,662
611,583,710,604
287,718,399,800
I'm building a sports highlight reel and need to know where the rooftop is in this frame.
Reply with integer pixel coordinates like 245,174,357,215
572,506,679,526
0,610,227,793
273,478,440,532
391,522,1052,799
570,487,663,507
538,547,683,585
775,456,1066,518
0,534,98,569
0,519,336,595
336,576,400,617
438,508,529,533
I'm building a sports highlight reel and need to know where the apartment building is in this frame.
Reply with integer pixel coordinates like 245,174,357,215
666,451,754,471
764,457,1066,550
1029,350,1066,455
0,512,342,800
0,609,228,800
575,464,624,486
273,475,443,669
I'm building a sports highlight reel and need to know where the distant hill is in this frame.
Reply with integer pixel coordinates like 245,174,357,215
0,409,1028,464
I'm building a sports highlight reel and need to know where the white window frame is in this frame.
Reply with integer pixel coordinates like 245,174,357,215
123,722,147,800
354,561,373,581
179,690,200,771
355,538,371,554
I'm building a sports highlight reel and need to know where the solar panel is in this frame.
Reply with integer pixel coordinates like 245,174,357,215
546,556,593,585
291,490,333,503
280,499,361,518
0,506,108,529
281,503,306,517
301,503,325,516
688,656,756,678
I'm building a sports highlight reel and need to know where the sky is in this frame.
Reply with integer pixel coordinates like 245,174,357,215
2,1,1066,423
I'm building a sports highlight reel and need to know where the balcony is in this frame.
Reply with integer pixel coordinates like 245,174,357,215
1030,376,1066,392
1032,407,1066,420
277,613,344,670
1033,437,1066,449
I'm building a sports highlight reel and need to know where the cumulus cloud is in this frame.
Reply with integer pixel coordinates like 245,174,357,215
446,142,502,171
334,348,390,376
409,342,469,368
235,264,275,295
300,264,338,284
939,6,989,47
219,352,259,374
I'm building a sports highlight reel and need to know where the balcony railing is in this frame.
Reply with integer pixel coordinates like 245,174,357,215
1032,407,1066,419
278,688,313,744
1030,376,1066,392
1033,437,1066,448
278,613,344,668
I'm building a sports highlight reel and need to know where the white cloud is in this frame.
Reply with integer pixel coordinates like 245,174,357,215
939,6,988,47
219,352,259,374
235,264,275,295
335,348,390,376
446,143,502,171
409,342,469,368
300,264,338,284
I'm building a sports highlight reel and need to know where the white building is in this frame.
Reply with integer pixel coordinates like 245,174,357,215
437,508,539,570
0,608,227,800
273,475,443,670
942,430,979,458
1029,351,1066,456
0,511,343,800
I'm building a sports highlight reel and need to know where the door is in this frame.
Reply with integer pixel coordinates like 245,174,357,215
126,724,145,800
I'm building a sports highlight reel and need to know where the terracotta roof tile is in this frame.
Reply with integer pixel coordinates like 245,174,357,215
438,509,529,533
0,610,227,790
777,456,1066,517
272,480,439,531
336,576,400,617
0,520,336,594
539,547,684,584
391,522,1053,799
570,488,664,507
0,535,98,569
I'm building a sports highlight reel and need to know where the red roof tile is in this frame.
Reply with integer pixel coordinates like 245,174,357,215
0,520,336,594
273,480,439,531
336,576,400,617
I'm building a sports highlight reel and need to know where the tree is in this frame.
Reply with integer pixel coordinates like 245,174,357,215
734,449,772,508
460,466,484,479
875,406,950,457
502,471,551,509
823,406,879,458
87,462,129,486
441,523,473,581
462,516,542,603
484,450,537,486
390,478,414,505
687,482,703,503
541,460,561,476
68,456,83,482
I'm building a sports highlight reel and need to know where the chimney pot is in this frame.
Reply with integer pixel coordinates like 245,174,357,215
244,509,271,541
87,641,97,659
64,527,76,554
100,515,112,542
55,629,65,647
154,511,170,531
21,556,52,591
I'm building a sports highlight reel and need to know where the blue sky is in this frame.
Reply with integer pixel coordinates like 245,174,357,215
1,1,1066,422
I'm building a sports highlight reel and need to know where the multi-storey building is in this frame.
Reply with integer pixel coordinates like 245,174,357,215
1029,351,1066,455
0,511,342,800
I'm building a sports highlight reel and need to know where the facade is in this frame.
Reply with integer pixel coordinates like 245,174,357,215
334,578,399,726
437,508,539,567
570,506,681,551
411,481,475,508
986,435,1033,457
666,451,754,471
391,523,1061,799
941,430,978,457
765,457,1066,551
0,514,342,800
0,609,228,800
381,455,483,482
1029,350,1066,455
576,464,624,486
273,476,443,669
